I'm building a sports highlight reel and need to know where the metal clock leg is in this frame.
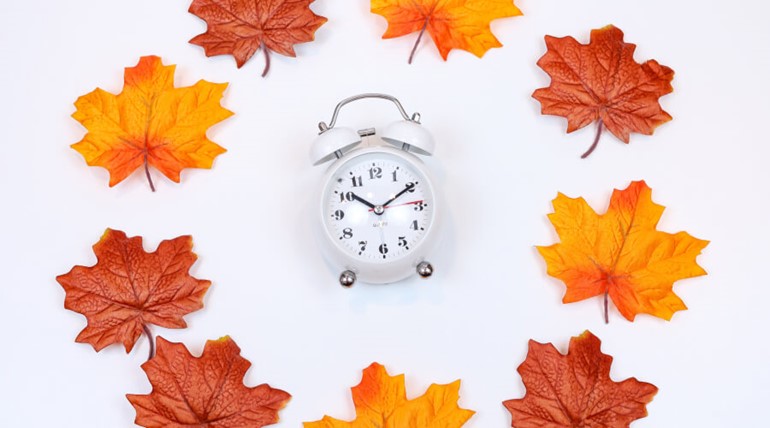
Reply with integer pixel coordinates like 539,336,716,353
339,270,356,287
416,261,433,278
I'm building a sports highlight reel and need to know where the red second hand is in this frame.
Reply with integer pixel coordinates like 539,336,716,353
369,200,423,212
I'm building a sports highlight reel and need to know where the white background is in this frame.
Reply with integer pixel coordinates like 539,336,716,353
1,0,768,426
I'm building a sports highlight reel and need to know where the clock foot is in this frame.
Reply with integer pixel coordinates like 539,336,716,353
339,270,356,288
416,262,433,278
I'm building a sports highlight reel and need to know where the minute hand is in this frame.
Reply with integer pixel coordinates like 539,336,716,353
381,183,415,207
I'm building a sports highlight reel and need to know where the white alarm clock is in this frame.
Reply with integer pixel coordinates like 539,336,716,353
310,94,441,287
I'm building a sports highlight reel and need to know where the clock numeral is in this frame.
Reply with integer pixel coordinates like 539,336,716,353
351,176,363,187
341,228,353,239
406,182,416,193
413,201,425,211
339,191,354,203
378,243,389,255
391,170,398,182
410,220,419,231
397,236,407,247
358,241,368,252
368,167,383,180
332,210,345,220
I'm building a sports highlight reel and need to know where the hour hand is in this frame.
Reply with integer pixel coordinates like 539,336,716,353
350,192,376,209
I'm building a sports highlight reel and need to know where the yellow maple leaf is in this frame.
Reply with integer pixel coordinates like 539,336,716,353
304,362,474,427
71,55,233,191
538,181,709,322
371,0,522,63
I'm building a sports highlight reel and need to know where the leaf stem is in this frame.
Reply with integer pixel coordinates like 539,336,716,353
604,291,609,324
581,119,604,159
261,44,271,78
142,323,155,361
143,152,156,192
409,18,429,64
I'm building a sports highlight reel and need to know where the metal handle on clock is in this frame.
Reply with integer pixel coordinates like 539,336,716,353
318,93,421,133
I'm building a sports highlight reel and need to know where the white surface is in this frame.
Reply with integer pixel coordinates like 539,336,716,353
0,0,768,426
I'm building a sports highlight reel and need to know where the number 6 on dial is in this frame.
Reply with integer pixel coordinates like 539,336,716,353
310,94,441,287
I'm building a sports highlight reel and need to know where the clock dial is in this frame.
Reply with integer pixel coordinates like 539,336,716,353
323,152,434,262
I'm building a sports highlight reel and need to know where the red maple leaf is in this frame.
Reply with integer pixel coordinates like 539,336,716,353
533,25,674,158
189,0,327,77
56,229,210,356
128,336,290,427
503,331,658,427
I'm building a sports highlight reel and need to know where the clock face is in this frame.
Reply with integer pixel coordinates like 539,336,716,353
322,152,434,263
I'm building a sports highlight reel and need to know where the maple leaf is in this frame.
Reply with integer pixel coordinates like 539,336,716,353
71,55,232,191
304,362,474,427
188,0,327,77
127,336,291,428
538,181,709,322
503,331,658,428
532,25,674,158
56,229,211,356
371,0,522,64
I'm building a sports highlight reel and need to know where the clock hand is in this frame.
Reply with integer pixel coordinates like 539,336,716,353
381,183,416,208
349,192,377,210
369,200,423,212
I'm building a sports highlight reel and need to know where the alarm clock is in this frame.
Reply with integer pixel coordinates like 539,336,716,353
310,94,441,287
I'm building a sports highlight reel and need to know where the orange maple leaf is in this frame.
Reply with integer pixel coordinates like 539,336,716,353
127,336,290,428
189,0,327,77
371,0,522,63
503,331,658,428
537,181,708,322
71,55,232,191
304,362,474,427
56,229,211,354
533,25,674,158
